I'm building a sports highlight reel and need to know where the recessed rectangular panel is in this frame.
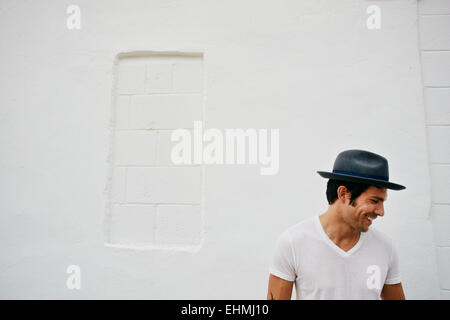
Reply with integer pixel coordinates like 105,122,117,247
105,52,205,251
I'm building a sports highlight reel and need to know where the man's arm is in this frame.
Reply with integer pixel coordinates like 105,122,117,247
380,283,405,300
267,274,294,300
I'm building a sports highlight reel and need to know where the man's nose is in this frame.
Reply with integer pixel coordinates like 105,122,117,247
375,203,385,216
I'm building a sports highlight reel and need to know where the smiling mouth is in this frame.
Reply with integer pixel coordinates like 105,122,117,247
364,214,377,222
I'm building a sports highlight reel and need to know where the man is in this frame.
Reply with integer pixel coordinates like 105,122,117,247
267,149,406,300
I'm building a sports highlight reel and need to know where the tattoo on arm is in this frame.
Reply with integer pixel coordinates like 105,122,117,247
270,292,274,300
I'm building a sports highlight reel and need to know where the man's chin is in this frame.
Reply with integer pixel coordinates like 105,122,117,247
357,225,369,233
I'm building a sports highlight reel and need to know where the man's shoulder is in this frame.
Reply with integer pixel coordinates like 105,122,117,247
282,215,318,240
366,226,396,249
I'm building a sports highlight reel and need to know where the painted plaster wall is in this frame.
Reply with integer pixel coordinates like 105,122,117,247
0,0,442,298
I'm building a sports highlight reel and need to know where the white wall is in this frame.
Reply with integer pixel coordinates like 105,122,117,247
0,0,443,299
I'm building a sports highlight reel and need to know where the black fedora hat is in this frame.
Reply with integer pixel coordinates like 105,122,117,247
317,149,406,190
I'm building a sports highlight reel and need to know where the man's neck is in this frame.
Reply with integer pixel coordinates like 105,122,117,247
319,206,360,249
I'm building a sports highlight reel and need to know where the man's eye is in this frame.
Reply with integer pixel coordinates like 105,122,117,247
371,200,378,204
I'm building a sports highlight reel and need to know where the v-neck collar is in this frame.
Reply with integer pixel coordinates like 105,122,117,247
314,215,365,257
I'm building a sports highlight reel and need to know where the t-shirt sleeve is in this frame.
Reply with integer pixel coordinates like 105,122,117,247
269,230,296,282
385,239,401,285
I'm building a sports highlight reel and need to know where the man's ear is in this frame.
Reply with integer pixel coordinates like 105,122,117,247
337,186,351,204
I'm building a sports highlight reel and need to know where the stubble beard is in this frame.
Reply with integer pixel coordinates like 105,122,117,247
349,200,370,233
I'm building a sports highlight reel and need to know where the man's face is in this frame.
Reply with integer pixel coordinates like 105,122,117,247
343,186,387,232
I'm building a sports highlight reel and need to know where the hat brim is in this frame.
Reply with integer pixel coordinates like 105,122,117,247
317,171,406,190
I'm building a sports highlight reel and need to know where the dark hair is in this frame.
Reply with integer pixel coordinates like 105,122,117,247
326,179,371,205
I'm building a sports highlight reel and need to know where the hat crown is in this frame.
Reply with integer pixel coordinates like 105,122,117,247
333,150,389,180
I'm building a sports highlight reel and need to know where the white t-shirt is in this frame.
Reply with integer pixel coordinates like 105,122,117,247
269,215,401,300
